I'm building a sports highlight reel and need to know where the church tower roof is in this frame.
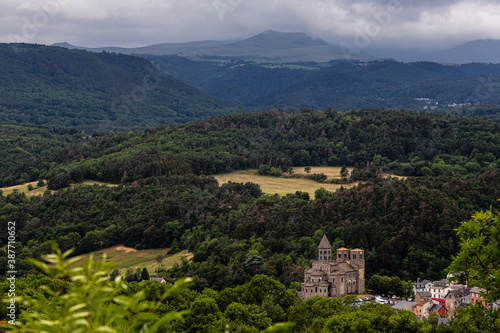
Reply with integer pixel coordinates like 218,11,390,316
318,234,331,249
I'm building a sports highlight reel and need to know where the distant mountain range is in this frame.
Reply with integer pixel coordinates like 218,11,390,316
53,30,369,63
139,54,500,110
54,31,500,64
3,40,500,135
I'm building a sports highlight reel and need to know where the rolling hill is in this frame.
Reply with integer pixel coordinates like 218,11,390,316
252,61,500,110
0,43,239,132
143,55,500,110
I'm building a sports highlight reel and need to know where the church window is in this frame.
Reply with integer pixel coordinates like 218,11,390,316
315,287,317,293
320,250,322,254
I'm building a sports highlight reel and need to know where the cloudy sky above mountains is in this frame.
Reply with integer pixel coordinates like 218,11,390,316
1,0,499,49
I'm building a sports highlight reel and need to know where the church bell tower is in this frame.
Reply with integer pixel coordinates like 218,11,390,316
318,234,332,261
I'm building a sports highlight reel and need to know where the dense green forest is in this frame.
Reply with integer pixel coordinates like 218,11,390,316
40,109,500,185
0,125,82,187
1,109,499,331
145,55,312,105
0,43,238,132
1,178,499,331
143,55,500,110
0,259,428,332
1,110,499,289
255,61,500,110
1,171,499,288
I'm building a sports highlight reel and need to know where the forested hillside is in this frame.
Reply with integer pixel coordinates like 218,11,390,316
0,125,81,187
145,56,500,111
255,61,500,109
145,55,312,105
0,43,238,132
1,110,499,291
43,109,500,185
1,160,499,291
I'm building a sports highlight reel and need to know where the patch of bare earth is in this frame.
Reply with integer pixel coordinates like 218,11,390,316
114,245,138,253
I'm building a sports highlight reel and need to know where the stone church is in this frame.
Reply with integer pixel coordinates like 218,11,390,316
301,234,365,300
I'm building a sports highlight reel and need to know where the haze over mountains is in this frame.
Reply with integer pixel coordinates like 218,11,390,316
54,30,367,63
367,39,500,64
53,30,500,65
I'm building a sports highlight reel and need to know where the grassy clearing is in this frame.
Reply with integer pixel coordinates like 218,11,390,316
215,167,353,196
1,180,118,197
76,245,193,276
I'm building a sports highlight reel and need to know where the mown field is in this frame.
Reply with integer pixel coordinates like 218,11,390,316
214,167,354,196
0,180,118,197
76,245,193,277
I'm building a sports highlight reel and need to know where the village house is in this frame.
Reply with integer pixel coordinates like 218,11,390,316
413,299,433,319
429,303,448,316
392,300,417,312
149,277,166,283
413,277,474,319
301,235,365,300
415,291,432,303
414,278,431,293
444,288,470,316
469,286,488,306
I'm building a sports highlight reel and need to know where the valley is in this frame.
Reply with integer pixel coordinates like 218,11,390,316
0,29,499,332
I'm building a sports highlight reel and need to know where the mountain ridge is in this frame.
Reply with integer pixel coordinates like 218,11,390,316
52,30,368,62
53,32,500,64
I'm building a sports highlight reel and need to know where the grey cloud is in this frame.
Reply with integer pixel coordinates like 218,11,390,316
0,0,498,50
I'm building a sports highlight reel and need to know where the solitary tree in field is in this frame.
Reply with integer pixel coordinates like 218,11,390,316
142,267,150,282
304,166,311,174
155,254,164,267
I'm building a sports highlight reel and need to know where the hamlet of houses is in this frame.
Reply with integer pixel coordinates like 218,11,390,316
299,234,496,320
402,277,497,319
299,235,498,323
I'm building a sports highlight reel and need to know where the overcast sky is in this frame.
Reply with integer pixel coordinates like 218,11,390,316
1,0,499,49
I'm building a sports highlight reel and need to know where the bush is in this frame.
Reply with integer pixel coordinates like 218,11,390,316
47,172,71,190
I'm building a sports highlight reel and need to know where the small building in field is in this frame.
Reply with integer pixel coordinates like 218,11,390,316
150,277,166,283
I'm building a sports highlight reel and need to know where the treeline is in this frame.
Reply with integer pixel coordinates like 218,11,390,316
34,109,500,188
1,170,499,289
432,104,500,122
